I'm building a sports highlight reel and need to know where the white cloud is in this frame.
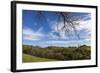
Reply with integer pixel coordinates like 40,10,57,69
23,28,34,35
23,27,44,41
76,20,91,41
76,20,91,32
35,38,90,47
50,21,70,39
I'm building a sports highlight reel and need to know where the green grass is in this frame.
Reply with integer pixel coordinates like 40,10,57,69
23,53,56,63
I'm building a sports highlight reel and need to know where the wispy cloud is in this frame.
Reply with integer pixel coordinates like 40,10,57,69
29,39,90,47
76,20,91,32
23,27,44,41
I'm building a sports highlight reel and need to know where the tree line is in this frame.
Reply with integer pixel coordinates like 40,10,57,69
23,45,91,60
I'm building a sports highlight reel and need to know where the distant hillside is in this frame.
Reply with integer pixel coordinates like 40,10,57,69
23,45,91,62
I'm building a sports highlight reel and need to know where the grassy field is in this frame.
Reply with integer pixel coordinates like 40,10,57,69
23,53,56,63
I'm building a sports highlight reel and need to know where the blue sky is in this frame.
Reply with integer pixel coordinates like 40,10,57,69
22,10,91,47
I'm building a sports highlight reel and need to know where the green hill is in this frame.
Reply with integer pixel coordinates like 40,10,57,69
23,45,91,62
23,53,56,63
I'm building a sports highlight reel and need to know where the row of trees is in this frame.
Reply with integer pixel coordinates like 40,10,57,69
23,45,91,60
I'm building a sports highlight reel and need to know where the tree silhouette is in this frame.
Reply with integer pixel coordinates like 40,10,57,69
34,11,82,47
